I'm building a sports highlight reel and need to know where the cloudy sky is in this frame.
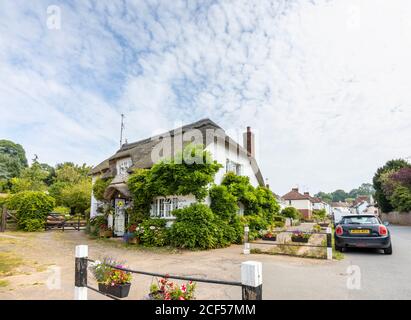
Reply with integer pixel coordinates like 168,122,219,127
0,0,410,195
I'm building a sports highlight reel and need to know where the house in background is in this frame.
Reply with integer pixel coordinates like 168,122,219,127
90,118,265,236
311,196,332,216
281,188,313,219
351,195,376,215
331,201,352,223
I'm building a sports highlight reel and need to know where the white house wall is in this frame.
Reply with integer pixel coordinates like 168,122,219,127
205,140,259,187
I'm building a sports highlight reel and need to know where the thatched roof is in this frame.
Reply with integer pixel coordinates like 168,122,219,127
91,118,265,186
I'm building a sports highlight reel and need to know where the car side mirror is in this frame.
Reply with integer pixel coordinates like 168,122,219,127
383,221,390,226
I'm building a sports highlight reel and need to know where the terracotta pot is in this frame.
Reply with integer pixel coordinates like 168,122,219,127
98,283,131,298
100,230,113,238
127,237,140,245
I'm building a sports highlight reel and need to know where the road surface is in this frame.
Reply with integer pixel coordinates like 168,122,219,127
262,225,411,299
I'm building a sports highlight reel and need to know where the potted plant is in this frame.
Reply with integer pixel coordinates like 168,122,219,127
123,232,139,245
99,224,113,238
89,258,132,298
147,277,196,300
262,231,277,241
312,224,322,233
291,230,311,243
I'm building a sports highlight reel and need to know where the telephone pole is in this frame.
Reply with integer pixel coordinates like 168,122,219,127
120,114,125,147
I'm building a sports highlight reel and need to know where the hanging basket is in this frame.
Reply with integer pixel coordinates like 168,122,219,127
98,283,131,298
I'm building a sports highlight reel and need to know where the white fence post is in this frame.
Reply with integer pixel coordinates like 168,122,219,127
243,225,250,255
241,261,262,300
326,227,333,260
75,245,88,300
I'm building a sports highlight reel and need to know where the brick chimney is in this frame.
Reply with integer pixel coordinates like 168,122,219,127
292,188,299,192
243,126,255,157
304,192,310,196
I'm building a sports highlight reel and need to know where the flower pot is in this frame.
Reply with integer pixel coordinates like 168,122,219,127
262,236,277,241
319,223,329,228
127,237,140,245
100,230,113,238
98,283,131,298
291,236,309,243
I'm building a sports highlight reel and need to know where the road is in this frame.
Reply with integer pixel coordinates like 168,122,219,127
262,225,411,299
1,226,410,300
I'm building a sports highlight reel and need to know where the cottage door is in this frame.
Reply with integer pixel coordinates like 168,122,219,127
114,199,126,237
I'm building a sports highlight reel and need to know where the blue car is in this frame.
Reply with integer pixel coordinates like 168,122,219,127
334,215,392,254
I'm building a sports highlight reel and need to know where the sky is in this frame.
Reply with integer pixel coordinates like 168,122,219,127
0,0,410,195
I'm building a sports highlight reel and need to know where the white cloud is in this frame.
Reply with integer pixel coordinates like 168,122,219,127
0,0,410,195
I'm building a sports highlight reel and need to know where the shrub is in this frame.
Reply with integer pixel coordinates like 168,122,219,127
7,191,55,231
52,206,70,215
312,209,327,221
140,219,169,247
169,204,219,249
273,215,286,228
281,207,301,220
92,178,113,202
389,186,411,212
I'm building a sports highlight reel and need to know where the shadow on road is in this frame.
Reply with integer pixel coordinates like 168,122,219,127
342,247,385,255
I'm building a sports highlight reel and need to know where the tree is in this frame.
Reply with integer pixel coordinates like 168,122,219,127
10,160,49,193
331,189,348,202
0,140,28,190
315,192,332,203
373,159,411,213
54,162,91,184
281,207,301,219
60,179,92,214
314,192,332,203
389,186,411,212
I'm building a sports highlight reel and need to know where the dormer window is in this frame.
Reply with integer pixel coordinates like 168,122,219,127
117,158,132,176
226,159,242,175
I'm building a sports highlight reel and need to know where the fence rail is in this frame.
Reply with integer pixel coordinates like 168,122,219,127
75,245,262,300
243,226,333,260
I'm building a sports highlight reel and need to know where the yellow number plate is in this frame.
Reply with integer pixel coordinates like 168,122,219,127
350,229,370,234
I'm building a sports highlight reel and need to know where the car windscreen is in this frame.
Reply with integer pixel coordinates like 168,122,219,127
341,216,379,225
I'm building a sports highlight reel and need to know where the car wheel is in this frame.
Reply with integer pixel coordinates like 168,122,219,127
384,244,392,254
384,245,393,255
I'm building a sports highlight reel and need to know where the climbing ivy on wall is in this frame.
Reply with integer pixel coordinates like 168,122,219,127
127,144,222,219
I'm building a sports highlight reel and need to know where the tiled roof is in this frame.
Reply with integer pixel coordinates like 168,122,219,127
282,189,310,200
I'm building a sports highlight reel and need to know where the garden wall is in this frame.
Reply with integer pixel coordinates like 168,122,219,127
380,212,411,226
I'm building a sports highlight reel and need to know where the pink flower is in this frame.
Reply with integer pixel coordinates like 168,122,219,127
179,297,185,300
180,284,187,293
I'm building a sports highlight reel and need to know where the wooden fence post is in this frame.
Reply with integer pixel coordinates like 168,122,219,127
75,245,88,300
241,261,262,300
243,225,250,255
1,206,7,232
326,227,333,260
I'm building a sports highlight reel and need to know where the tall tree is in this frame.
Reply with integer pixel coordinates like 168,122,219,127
373,159,411,213
0,140,28,188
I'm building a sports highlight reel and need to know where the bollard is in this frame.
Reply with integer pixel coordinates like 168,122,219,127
241,261,262,300
74,245,88,300
243,225,250,255
326,227,333,260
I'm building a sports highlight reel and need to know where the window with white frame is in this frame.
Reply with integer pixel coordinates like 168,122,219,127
151,197,179,218
226,159,242,176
